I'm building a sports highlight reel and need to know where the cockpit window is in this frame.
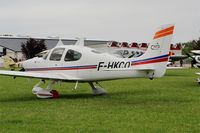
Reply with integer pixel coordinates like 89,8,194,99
64,49,82,61
49,48,65,61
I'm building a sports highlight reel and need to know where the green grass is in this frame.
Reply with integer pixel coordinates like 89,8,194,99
0,68,200,133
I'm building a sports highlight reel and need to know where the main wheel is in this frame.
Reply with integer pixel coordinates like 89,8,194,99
50,90,59,98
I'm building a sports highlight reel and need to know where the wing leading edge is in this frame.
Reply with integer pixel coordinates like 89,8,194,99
0,70,80,81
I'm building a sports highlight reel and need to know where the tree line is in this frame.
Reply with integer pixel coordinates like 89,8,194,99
182,37,200,55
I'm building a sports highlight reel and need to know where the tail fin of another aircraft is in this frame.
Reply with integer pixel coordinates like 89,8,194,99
131,24,175,77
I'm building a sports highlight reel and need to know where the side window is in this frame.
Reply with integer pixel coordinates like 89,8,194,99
50,48,65,61
64,49,82,61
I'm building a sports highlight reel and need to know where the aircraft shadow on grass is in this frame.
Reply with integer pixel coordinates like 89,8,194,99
0,89,193,104
0,93,104,103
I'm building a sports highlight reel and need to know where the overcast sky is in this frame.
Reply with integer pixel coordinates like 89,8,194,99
0,0,200,43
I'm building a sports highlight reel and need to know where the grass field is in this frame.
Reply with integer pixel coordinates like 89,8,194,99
0,68,200,133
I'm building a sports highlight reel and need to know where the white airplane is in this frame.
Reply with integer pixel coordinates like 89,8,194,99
189,50,200,67
190,50,200,83
184,50,200,69
0,24,175,98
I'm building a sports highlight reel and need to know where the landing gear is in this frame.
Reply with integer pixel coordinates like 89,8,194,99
32,80,106,98
197,78,200,84
32,80,44,94
89,82,106,95
32,80,59,99
147,71,154,80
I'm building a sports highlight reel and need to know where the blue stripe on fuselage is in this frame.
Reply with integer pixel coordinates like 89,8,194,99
131,54,169,63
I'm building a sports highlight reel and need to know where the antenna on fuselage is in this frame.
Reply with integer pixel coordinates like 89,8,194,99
56,39,64,46
75,37,85,46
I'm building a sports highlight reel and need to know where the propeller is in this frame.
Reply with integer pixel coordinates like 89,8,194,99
186,53,200,67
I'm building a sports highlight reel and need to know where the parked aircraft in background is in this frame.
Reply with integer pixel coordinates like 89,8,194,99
187,50,200,84
168,43,187,65
186,50,200,68
106,41,147,58
0,24,175,99
98,37,186,66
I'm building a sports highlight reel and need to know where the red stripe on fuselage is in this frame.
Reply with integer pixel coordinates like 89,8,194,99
131,57,168,66
27,66,97,71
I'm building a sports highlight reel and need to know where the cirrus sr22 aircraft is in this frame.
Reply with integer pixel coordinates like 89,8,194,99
0,24,175,99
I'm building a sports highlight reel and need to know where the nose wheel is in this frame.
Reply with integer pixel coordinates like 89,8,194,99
89,82,106,95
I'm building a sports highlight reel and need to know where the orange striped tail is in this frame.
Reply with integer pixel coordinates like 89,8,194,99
153,25,174,39
130,24,175,78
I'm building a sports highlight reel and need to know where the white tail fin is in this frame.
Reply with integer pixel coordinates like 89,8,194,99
131,24,175,77
75,38,85,46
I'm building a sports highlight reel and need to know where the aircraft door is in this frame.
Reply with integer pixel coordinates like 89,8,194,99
49,48,65,67
63,49,82,78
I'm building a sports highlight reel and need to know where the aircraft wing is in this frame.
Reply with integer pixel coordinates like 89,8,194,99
167,67,184,69
169,55,187,61
196,72,200,75
0,70,80,81
191,50,200,55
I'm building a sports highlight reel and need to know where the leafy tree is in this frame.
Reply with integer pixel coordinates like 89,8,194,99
192,37,200,50
21,38,47,59
182,37,200,55
182,41,194,55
